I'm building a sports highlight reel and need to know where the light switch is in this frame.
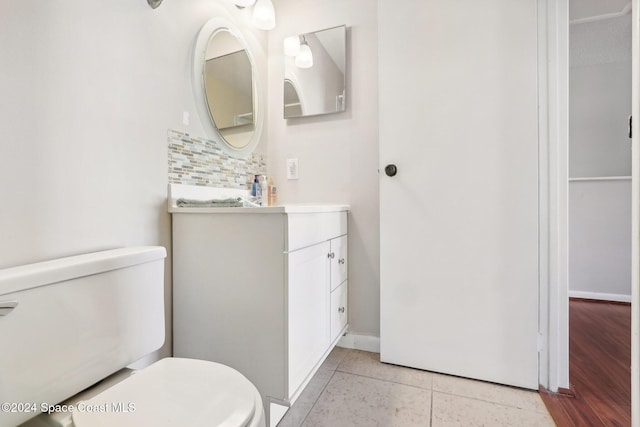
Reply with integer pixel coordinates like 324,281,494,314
287,158,299,180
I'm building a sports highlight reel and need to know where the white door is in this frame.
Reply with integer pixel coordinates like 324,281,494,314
379,0,539,389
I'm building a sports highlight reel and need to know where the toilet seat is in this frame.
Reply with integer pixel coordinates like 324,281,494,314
71,358,264,427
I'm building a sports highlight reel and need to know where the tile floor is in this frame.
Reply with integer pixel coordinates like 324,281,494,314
278,347,556,427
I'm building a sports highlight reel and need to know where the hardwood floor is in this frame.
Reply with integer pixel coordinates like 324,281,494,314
540,299,631,426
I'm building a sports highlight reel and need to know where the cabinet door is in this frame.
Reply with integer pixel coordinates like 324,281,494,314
287,241,330,396
330,281,348,343
330,235,348,291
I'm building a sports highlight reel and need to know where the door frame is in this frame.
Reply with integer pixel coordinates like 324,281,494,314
538,0,570,393
542,2,640,424
631,1,639,424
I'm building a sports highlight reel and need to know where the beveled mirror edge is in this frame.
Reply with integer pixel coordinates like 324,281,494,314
192,17,264,159
283,24,347,120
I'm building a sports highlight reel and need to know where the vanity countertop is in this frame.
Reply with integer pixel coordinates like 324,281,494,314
168,204,349,214
168,184,348,214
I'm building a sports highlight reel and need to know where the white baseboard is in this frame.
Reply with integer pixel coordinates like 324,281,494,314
269,403,288,427
568,290,631,303
337,333,380,353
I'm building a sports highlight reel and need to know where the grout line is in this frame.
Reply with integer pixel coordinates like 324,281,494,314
334,369,433,391
297,366,339,427
431,389,546,413
336,352,546,414
429,388,434,427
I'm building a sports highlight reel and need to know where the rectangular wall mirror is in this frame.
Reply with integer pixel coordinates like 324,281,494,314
283,25,346,119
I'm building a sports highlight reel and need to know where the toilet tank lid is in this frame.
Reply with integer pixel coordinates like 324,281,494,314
0,246,167,296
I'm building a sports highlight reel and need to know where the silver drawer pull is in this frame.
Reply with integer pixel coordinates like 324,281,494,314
0,301,18,316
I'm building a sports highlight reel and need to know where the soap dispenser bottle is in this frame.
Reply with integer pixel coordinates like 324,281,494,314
251,175,260,197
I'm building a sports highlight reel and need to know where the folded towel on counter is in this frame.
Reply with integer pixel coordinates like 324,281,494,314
176,197,243,208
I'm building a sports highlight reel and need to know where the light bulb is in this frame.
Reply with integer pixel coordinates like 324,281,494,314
251,0,276,30
284,36,301,57
295,42,313,68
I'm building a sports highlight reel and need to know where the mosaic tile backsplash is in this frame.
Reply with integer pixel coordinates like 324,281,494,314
168,129,266,189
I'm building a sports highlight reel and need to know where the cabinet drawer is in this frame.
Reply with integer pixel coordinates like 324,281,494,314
287,212,347,252
330,281,348,343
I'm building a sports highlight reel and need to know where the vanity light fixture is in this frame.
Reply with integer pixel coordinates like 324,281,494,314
295,36,313,69
284,35,301,57
251,0,276,30
231,0,276,30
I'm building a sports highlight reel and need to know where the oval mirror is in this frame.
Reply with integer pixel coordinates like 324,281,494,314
193,18,263,158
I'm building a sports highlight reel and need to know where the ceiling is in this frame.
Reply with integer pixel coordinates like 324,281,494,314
569,0,630,22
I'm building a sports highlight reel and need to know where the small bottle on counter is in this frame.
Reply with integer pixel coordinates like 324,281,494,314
251,175,259,197
259,175,269,206
255,176,263,203
268,177,278,206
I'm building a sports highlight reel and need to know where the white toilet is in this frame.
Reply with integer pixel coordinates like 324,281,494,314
0,246,265,427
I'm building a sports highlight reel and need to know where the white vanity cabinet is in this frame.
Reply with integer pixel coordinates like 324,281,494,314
171,205,348,426
287,231,348,395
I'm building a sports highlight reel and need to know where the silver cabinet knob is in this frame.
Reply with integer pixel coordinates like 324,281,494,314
328,252,335,259
338,258,345,265
338,307,345,313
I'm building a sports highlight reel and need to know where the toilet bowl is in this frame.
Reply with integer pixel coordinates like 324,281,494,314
0,247,265,427
71,358,265,427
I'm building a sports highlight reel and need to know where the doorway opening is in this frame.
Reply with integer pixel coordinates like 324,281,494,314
541,2,633,424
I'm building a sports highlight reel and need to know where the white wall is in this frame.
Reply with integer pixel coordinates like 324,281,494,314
269,0,380,337
0,0,267,362
0,0,376,364
569,179,632,301
569,15,631,177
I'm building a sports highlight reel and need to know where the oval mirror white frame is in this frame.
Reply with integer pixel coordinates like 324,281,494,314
193,18,264,158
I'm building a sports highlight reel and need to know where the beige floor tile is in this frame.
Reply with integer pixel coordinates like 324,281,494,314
302,371,431,427
336,350,433,390
431,392,556,427
432,373,548,413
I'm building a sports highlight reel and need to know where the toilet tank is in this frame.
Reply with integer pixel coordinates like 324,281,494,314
0,246,167,427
